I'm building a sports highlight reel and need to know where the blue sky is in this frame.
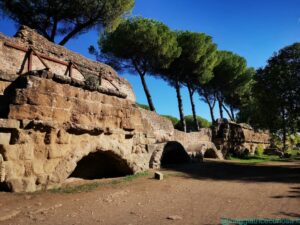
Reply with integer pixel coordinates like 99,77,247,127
0,0,299,121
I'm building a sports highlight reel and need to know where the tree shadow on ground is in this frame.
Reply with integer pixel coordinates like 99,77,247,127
276,211,300,218
162,159,300,184
272,186,300,199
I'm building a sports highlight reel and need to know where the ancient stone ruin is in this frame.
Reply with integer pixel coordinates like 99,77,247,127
213,119,270,157
0,26,270,192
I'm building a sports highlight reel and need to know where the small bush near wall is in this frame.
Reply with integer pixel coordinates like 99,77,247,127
255,144,264,156
136,103,150,110
161,115,179,126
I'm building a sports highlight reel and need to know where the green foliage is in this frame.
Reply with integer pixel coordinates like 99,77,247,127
239,43,300,148
0,0,134,45
100,17,181,111
50,172,149,193
255,144,264,156
199,50,248,121
287,133,300,148
100,17,181,72
224,67,255,112
136,103,150,110
227,155,287,164
212,51,247,92
169,31,217,86
161,115,179,126
175,115,211,131
158,31,218,107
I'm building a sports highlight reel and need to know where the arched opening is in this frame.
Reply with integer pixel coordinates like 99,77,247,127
161,141,190,167
0,182,11,192
204,148,218,159
69,150,134,179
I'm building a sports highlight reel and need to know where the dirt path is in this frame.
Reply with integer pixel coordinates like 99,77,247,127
1,160,300,225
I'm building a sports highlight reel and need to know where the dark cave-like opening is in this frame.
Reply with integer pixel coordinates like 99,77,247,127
204,149,218,159
0,182,11,192
69,151,134,180
161,142,190,167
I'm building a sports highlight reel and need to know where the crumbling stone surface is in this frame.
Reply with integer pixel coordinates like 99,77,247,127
0,26,135,102
212,119,270,157
0,27,270,193
0,74,202,192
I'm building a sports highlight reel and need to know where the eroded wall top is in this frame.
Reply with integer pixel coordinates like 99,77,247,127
0,25,136,102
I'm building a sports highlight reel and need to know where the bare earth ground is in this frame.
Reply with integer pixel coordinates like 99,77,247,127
0,159,300,225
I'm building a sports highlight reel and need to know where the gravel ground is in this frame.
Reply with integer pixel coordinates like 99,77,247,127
0,159,299,225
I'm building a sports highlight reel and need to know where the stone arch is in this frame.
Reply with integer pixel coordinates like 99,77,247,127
149,141,190,169
203,148,219,159
69,150,134,179
49,139,137,185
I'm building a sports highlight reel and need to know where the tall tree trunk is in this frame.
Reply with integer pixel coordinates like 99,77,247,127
59,19,95,45
217,94,224,119
282,107,287,151
50,18,58,42
139,73,156,112
230,106,235,121
175,80,186,132
203,94,216,124
222,105,233,121
187,83,200,131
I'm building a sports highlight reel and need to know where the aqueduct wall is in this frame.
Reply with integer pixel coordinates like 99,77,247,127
0,26,269,192
0,26,214,192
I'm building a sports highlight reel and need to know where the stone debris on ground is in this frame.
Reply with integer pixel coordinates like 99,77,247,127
154,171,164,180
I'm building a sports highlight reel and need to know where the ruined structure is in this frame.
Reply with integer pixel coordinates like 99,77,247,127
0,27,269,192
213,119,270,157
0,26,217,192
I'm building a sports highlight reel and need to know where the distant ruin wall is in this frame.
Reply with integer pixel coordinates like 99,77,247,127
213,119,270,157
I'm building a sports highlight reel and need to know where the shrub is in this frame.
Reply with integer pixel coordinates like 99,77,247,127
161,115,179,126
255,144,264,156
175,115,211,131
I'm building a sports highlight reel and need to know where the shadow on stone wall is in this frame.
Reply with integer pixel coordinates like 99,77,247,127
69,150,134,180
159,141,190,168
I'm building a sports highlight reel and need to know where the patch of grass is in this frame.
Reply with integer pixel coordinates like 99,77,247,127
122,171,149,182
228,154,289,164
50,182,101,194
49,171,150,194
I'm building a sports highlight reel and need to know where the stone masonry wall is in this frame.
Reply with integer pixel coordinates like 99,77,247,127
0,26,136,102
0,27,270,192
0,74,152,192
213,119,270,157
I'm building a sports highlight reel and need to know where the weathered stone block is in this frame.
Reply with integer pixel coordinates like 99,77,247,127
22,177,36,192
154,172,163,180
47,145,63,159
32,160,45,174
56,129,70,144
0,144,20,160
0,132,11,145
0,119,20,129
9,178,24,192
44,159,60,174
19,144,34,160
5,161,25,179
